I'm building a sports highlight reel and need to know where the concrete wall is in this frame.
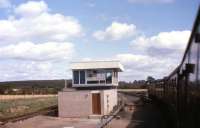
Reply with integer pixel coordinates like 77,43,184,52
58,90,92,118
101,89,117,115
58,89,118,118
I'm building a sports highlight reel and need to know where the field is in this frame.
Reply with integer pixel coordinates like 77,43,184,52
0,95,57,100
0,95,57,120
117,89,147,92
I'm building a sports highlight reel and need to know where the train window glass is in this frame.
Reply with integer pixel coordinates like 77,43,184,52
198,43,200,84
189,40,198,83
179,49,189,94
195,24,200,42
181,50,189,74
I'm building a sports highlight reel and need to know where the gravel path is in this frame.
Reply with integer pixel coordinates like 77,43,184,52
1,116,100,128
109,93,168,128
1,92,170,128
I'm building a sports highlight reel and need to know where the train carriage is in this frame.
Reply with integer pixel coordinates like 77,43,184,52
148,6,200,128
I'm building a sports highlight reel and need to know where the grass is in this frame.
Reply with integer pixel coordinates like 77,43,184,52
0,96,57,120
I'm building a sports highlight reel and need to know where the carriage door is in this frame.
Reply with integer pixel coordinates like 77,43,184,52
179,75,187,111
178,73,189,127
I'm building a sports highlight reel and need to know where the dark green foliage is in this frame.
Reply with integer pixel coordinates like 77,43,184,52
0,79,72,94
147,76,155,82
118,80,147,89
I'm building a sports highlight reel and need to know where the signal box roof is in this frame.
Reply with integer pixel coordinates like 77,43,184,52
71,60,124,72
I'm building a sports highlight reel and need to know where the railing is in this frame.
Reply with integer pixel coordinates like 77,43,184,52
96,95,125,128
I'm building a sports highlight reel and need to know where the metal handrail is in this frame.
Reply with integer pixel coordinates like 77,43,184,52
96,100,124,128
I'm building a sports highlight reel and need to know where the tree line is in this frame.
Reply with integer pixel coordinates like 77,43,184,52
0,76,156,94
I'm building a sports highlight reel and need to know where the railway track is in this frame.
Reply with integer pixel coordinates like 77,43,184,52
96,92,148,128
0,105,58,126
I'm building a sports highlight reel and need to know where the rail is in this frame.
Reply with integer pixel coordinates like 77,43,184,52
0,105,58,126
96,91,150,128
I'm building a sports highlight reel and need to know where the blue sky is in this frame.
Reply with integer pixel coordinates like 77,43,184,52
0,0,199,82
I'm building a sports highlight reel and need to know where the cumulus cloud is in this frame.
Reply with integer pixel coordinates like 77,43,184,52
0,0,11,8
128,0,174,4
0,60,71,81
116,53,178,80
130,30,190,57
0,1,190,82
0,42,74,61
0,1,81,81
0,1,83,44
14,1,48,17
115,30,190,80
93,21,136,41
65,29,190,81
79,53,178,81
116,53,175,70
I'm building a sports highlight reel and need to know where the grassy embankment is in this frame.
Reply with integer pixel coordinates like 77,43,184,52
0,96,57,120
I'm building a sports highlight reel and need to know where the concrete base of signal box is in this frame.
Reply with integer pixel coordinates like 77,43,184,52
58,88,117,118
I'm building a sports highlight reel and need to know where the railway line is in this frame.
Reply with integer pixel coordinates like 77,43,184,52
0,91,172,128
97,91,152,128
0,105,58,126
107,92,171,128
0,91,144,128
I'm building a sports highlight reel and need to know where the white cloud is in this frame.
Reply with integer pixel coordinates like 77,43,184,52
0,60,71,81
130,30,190,57
0,1,190,82
0,1,81,81
93,21,136,41
128,0,174,4
116,53,170,71
0,42,74,61
116,53,178,80
0,1,83,44
14,1,48,17
0,0,11,8
81,53,178,81
114,30,190,80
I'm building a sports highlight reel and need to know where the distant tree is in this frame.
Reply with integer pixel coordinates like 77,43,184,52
118,80,147,89
0,79,70,94
146,76,155,84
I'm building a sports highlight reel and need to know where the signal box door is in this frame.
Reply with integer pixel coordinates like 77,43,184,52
92,93,101,114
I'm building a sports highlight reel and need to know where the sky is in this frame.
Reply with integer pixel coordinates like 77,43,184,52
0,0,199,82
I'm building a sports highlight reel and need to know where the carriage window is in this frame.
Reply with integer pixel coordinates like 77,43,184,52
189,39,198,83
195,24,200,42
